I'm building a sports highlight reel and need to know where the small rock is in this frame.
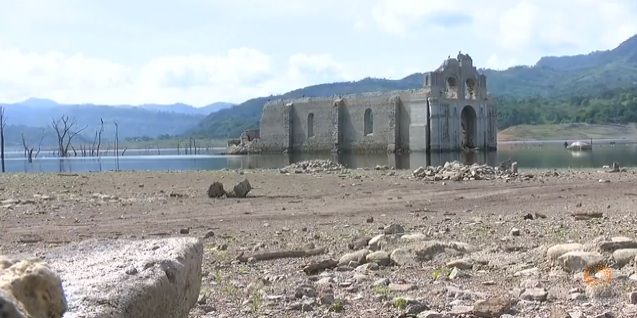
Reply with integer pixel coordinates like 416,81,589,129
509,228,521,236
355,262,379,272
612,248,637,267
384,224,405,235
547,243,583,260
446,259,473,270
557,251,603,273
294,284,317,299
472,296,513,317
390,248,416,266
514,267,539,277
388,283,415,292
207,182,226,198
338,249,370,266
598,237,637,252
417,311,444,318
368,234,387,251
372,278,389,287
348,236,372,250
629,291,637,305
520,288,548,301
366,217,374,223
203,230,215,239
366,251,390,266
448,267,468,280
179,228,190,234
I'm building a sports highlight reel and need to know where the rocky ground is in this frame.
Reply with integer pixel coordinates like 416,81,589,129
1,162,637,317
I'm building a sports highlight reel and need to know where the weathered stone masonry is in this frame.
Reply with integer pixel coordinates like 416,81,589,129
259,53,497,153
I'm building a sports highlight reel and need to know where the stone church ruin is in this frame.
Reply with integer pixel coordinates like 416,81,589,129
257,53,497,153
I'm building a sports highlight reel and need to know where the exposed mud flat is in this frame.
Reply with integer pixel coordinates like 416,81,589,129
1,165,637,317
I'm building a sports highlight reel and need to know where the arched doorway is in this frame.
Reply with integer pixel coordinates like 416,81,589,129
460,105,477,148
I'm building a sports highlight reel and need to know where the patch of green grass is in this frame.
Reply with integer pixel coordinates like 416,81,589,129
212,270,223,284
221,283,240,298
431,266,451,280
393,297,407,310
329,299,344,313
371,285,391,297
250,290,262,313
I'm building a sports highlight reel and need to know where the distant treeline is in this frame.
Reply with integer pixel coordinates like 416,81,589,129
495,87,637,129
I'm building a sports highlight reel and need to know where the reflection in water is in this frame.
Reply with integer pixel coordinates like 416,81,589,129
4,142,637,173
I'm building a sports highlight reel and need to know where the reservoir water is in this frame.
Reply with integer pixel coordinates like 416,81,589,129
3,141,637,173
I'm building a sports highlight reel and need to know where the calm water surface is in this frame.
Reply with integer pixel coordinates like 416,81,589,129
3,141,637,173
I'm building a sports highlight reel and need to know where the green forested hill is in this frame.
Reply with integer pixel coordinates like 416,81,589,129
194,34,637,138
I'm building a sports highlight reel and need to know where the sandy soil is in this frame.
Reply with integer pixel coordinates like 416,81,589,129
1,167,637,317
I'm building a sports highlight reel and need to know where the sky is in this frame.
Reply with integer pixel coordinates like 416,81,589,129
1,0,636,106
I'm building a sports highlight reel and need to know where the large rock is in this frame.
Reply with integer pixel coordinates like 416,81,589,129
338,249,370,266
546,243,583,260
227,179,252,198
0,258,67,318
612,249,637,267
207,182,226,198
46,238,203,318
557,251,604,273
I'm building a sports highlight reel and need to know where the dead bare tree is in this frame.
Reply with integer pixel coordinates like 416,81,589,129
0,106,5,172
91,118,104,157
114,121,120,171
51,115,86,157
21,134,34,163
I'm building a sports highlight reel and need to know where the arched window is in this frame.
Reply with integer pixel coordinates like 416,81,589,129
465,78,476,99
446,77,458,98
307,113,314,138
364,108,373,136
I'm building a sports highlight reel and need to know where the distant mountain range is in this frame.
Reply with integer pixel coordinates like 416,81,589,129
194,34,637,138
0,98,234,147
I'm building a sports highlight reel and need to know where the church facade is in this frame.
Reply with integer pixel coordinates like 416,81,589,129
258,53,497,153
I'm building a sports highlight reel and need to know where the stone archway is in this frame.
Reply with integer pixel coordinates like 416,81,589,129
460,105,477,148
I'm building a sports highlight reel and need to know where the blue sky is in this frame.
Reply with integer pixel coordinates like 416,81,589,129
1,0,636,106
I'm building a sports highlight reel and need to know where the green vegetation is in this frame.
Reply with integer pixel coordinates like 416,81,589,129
250,290,262,313
499,123,637,141
496,88,637,130
392,297,408,310
371,285,392,297
431,266,451,280
329,299,344,313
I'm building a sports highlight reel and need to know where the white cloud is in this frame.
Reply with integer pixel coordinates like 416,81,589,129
0,47,355,106
370,0,457,36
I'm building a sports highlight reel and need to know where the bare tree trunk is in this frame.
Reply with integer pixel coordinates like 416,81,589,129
51,115,86,157
21,134,34,163
114,121,119,171
0,106,5,172
96,118,103,157
177,140,180,155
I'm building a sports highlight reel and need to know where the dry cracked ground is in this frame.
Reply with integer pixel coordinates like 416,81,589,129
1,163,637,317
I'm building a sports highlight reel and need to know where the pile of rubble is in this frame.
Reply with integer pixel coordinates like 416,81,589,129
412,160,518,181
280,160,345,174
